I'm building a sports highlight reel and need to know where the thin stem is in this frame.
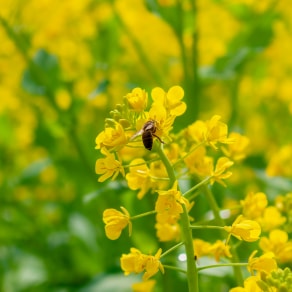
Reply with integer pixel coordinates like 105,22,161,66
183,176,211,198
190,225,225,231
197,263,248,272
163,264,187,274
161,242,184,258
130,210,156,220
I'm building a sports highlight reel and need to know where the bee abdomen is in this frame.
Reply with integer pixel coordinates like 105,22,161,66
142,131,153,150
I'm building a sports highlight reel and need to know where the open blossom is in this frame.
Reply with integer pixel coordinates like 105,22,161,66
155,221,181,242
151,85,186,117
257,206,286,231
95,122,128,150
248,251,277,275
155,181,193,220
224,215,261,243
240,192,268,220
132,280,156,292
210,157,234,186
125,87,148,112
95,148,125,182
230,276,264,292
103,207,131,240
259,229,292,263
125,159,151,199
120,248,164,281
222,132,250,161
187,115,233,149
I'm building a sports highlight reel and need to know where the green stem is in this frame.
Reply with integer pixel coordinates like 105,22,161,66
154,142,176,188
183,176,211,199
155,142,198,292
197,263,248,272
130,210,156,220
181,204,199,292
163,264,187,274
161,242,184,258
190,225,225,231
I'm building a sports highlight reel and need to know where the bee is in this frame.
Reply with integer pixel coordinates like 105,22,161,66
131,120,164,151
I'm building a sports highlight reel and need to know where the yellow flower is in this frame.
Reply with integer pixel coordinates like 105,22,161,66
95,148,125,182
187,115,233,150
224,215,261,243
208,240,232,262
266,144,292,177
259,229,292,263
151,85,186,117
240,192,268,220
193,239,212,259
95,122,128,150
120,248,164,281
143,248,164,281
193,239,231,262
125,87,148,112
155,181,193,220
222,132,250,161
132,280,156,292
230,275,263,292
184,145,214,177
248,251,277,276
155,221,180,242
257,206,286,231
120,248,146,275
103,207,131,240
125,159,151,199
210,157,234,186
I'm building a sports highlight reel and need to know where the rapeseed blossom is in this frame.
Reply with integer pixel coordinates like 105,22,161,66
224,215,261,243
103,207,131,240
120,248,164,281
248,251,277,276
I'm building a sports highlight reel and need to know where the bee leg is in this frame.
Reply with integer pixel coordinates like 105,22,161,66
153,134,164,144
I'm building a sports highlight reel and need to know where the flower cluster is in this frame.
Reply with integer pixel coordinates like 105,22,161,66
97,86,290,291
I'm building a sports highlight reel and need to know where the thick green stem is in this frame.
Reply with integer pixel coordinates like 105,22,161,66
181,204,199,292
155,142,198,292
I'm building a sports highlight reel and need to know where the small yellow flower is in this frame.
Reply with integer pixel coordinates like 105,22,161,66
208,240,232,262
257,206,286,231
230,275,263,292
125,87,148,112
143,248,164,281
240,192,268,220
103,207,131,240
155,181,193,221
224,215,261,243
155,221,181,242
248,251,277,276
120,248,146,275
95,148,125,182
151,85,186,117
266,144,292,177
126,159,151,199
95,122,128,150
222,132,250,161
120,248,164,281
184,145,214,177
259,229,292,263
193,239,212,259
132,280,156,292
210,157,234,186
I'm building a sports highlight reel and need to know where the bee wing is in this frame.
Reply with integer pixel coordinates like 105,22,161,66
130,129,143,141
